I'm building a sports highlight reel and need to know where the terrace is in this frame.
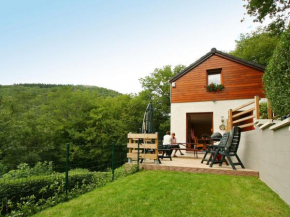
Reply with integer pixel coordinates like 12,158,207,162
138,155,258,177
128,96,290,206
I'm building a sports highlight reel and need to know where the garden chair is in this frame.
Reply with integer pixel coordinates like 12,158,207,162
201,132,222,163
209,126,245,170
204,132,230,165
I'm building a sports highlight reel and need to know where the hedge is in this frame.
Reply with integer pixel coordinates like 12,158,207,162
0,164,138,216
0,171,111,215
263,26,290,116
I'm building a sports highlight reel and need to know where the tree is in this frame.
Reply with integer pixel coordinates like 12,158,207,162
242,0,290,34
230,27,279,66
263,26,290,116
0,84,128,171
139,65,186,136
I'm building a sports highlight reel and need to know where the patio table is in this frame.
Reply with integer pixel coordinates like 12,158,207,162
171,143,199,158
197,139,212,150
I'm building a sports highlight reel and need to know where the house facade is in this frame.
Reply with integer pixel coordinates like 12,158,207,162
169,48,265,143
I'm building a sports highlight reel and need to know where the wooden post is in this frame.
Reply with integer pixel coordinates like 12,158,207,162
128,134,132,163
228,109,233,130
155,132,158,155
267,100,273,119
154,132,159,164
254,96,260,119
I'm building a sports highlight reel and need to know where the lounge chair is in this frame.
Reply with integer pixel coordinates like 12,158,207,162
204,132,230,165
209,126,245,170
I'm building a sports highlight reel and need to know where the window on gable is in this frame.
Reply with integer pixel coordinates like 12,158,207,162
207,68,222,85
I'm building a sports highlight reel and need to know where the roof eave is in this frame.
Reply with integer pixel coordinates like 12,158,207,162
215,52,265,72
169,52,213,83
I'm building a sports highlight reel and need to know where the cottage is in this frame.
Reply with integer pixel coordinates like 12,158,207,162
169,48,265,143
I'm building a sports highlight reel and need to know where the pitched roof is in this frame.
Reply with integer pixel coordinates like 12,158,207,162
169,48,266,83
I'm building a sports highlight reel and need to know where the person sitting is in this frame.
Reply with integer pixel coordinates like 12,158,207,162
171,133,184,157
163,131,173,156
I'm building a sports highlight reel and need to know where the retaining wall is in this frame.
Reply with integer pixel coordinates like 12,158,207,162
238,118,290,206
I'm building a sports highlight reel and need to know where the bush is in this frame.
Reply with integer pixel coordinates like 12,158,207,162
0,172,96,215
0,164,138,216
114,164,139,179
2,162,54,179
263,27,290,116
0,163,7,177
0,173,95,208
260,102,268,119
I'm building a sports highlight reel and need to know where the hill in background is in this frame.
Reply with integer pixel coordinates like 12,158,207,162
0,83,121,98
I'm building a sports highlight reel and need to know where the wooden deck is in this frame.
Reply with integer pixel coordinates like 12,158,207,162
133,153,258,177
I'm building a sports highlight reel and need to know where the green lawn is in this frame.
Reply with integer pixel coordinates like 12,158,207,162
34,170,290,217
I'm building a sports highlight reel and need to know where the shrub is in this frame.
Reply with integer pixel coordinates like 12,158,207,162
0,173,95,209
260,102,268,119
0,164,138,216
113,164,139,180
263,27,290,116
0,162,7,177
0,172,95,215
2,162,54,179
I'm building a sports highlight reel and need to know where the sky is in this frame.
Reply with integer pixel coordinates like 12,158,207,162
0,0,267,94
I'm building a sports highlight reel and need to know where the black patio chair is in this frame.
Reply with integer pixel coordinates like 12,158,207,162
209,126,245,170
201,132,222,163
205,132,230,165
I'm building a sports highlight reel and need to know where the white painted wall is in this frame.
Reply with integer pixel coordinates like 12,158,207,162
238,125,290,206
170,98,255,142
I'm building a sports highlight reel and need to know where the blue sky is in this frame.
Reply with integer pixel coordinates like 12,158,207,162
0,0,266,94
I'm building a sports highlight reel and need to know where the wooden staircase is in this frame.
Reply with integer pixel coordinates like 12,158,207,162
226,96,273,132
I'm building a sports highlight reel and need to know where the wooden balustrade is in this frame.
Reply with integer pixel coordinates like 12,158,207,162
127,132,159,164
227,96,273,132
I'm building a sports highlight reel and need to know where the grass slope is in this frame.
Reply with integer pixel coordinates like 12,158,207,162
34,171,290,217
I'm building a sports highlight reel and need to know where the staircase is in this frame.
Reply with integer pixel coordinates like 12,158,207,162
226,96,273,132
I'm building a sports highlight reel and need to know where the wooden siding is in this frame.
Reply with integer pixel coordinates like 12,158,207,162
171,55,265,103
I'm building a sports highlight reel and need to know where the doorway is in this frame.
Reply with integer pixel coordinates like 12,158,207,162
186,112,213,143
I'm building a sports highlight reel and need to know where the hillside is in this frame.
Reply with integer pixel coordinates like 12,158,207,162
0,83,145,171
0,83,121,98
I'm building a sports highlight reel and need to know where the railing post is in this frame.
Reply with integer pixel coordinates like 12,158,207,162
65,143,70,196
112,143,115,181
228,109,233,130
254,96,260,119
137,139,140,171
267,99,273,119
154,132,159,165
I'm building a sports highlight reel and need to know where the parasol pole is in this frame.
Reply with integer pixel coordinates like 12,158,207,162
142,103,150,163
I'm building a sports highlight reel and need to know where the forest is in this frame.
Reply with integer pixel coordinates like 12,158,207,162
0,65,184,175
0,84,139,173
